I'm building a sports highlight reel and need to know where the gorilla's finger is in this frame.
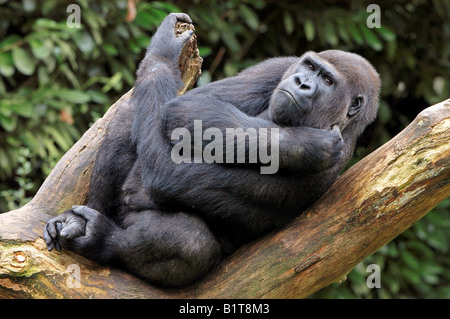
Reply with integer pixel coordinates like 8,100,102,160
331,125,343,143
43,224,54,248
173,13,193,24
177,30,194,45
46,242,54,251
45,221,58,240
72,205,99,221
60,222,85,240
56,221,63,233
165,13,192,28
54,241,61,251
331,124,341,135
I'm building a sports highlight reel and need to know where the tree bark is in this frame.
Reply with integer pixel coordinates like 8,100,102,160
0,23,449,298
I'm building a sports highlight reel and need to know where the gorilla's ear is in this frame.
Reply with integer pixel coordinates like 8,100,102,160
348,94,364,116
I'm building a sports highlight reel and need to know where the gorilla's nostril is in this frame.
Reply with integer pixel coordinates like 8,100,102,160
294,76,301,86
300,83,311,90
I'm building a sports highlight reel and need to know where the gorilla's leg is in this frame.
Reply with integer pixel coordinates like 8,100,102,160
118,209,221,286
43,206,221,287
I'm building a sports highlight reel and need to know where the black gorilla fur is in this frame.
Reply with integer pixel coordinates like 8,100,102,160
44,13,380,287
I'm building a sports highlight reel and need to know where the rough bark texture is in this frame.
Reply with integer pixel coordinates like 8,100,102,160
0,23,448,298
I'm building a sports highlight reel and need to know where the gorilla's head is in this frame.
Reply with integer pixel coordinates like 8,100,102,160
269,50,380,137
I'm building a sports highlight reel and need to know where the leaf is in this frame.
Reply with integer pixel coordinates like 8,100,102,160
54,89,91,104
12,103,34,118
423,274,439,285
0,114,17,132
376,26,396,42
304,19,315,41
360,25,382,51
405,241,434,260
59,64,80,88
324,21,339,46
239,4,259,30
33,18,66,30
23,0,36,12
198,46,212,58
0,35,21,50
102,44,118,56
0,52,14,77
0,147,13,178
86,89,109,104
41,0,58,15
335,18,351,44
283,11,295,35
55,40,77,69
401,268,421,285
222,32,240,53
346,22,363,45
148,7,169,22
102,72,123,92
400,250,420,269
134,9,160,29
43,126,72,151
135,35,151,49
12,47,36,75
224,61,238,77
127,39,141,54
74,31,95,54
29,38,53,59
42,135,59,158
151,1,180,13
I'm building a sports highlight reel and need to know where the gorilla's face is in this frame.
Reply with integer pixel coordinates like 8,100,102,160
268,51,380,134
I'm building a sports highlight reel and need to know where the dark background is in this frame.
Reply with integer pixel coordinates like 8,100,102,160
0,0,448,298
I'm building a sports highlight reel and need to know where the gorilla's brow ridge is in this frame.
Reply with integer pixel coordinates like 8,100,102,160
301,54,342,82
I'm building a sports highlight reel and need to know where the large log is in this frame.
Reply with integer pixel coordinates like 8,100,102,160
0,22,449,298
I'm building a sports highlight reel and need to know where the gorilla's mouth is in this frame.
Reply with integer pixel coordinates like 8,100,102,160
278,89,302,112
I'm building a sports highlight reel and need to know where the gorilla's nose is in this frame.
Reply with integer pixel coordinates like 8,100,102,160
292,74,316,97
294,74,312,90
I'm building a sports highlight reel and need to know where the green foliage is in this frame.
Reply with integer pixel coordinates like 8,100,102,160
0,0,176,209
0,0,448,298
0,147,34,211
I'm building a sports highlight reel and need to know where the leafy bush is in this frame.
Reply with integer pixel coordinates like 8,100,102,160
0,0,178,210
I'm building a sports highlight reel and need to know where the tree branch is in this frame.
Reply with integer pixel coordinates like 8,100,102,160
0,23,448,298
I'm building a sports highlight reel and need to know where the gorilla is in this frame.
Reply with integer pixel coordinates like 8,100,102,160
44,13,380,287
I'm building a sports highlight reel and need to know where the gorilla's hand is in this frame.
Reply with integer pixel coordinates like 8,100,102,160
279,124,344,173
145,13,194,63
312,125,345,172
43,206,119,261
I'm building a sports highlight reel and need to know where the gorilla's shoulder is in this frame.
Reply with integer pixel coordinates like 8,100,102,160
238,56,299,77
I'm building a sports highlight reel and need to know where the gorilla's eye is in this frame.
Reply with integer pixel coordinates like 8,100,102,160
323,76,333,86
307,63,316,71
